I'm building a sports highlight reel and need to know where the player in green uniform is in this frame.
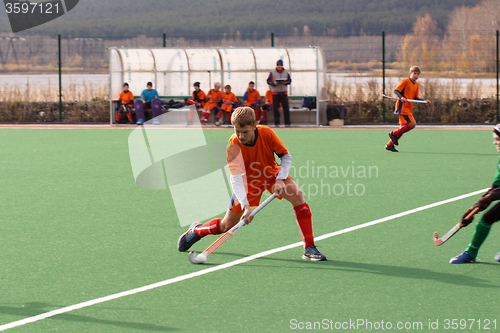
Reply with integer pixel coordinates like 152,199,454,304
450,124,500,263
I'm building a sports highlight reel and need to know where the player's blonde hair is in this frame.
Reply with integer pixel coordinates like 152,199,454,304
410,66,421,74
231,107,256,127
214,82,221,87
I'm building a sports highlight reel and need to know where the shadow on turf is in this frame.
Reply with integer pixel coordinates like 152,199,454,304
214,252,500,289
0,302,176,331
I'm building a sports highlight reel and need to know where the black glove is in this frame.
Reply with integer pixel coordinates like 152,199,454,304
473,195,492,212
461,207,476,226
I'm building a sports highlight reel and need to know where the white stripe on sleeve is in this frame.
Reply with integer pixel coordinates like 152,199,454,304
230,174,250,207
277,153,292,180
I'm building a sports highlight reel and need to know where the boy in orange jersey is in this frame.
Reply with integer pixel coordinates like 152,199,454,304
116,83,134,124
216,84,238,126
258,85,274,125
243,81,262,120
203,82,223,125
189,82,206,124
177,106,327,261
385,66,431,152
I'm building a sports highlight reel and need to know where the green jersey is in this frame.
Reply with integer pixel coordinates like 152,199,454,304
493,156,500,186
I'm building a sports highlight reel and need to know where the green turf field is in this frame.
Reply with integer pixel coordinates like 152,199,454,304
1,127,499,332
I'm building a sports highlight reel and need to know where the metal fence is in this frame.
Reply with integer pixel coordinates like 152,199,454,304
0,31,497,74
0,30,498,121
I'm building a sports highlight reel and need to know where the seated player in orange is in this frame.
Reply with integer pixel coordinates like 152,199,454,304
115,83,134,124
385,66,431,152
216,84,238,126
243,81,262,119
177,106,327,261
203,82,222,124
187,82,206,124
258,85,275,125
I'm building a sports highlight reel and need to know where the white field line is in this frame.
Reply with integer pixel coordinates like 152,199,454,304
0,188,488,331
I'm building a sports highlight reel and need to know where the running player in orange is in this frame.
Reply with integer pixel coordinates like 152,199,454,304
216,85,238,126
385,66,431,152
116,83,134,124
203,82,223,125
177,106,327,261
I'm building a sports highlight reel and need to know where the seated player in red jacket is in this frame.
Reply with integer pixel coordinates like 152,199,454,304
116,83,134,124
216,85,238,126
177,106,327,261
187,82,206,124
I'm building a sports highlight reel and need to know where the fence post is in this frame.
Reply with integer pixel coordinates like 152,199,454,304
163,33,166,47
382,31,386,123
496,30,499,123
58,34,62,123
271,32,274,47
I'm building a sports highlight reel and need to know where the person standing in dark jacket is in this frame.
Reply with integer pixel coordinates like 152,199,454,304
267,59,292,127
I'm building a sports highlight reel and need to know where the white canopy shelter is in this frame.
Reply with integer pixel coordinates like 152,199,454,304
109,47,327,125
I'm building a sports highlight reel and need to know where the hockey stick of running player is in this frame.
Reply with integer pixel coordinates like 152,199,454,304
189,194,276,264
382,94,428,104
433,207,480,246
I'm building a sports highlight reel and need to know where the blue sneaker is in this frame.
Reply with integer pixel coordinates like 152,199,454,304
275,124,280,127
449,251,476,264
302,246,327,261
152,118,160,125
136,118,145,125
177,222,202,252
494,252,500,262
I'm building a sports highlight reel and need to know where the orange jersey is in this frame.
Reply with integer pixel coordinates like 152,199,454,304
245,89,261,106
264,90,273,105
192,90,206,106
394,78,419,115
222,92,237,104
227,125,289,192
119,91,134,105
206,89,222,102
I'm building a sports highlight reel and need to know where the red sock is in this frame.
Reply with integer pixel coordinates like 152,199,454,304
227,112,232,123
217,110,223,119
392,124,412,137
255,108,261,121
195,218,222,238
202,110,210,119
263,111,268,121
387,139,394,146
294,203,315,248
115,112,122,122
127,113,132,122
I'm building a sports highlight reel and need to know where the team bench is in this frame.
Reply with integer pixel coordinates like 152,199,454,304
110,96,318,125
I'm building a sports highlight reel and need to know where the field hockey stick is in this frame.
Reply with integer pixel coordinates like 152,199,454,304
433,207,480,246
382,94,428,104
189,194,276,264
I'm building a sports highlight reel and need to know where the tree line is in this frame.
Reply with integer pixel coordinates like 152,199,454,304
0,0,480,38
